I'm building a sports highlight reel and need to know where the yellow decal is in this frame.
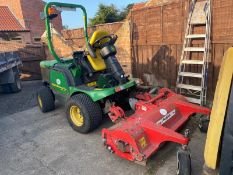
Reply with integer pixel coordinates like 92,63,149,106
139,137,147,149
51,83,67,91
87,81,97,87
95,88,103,91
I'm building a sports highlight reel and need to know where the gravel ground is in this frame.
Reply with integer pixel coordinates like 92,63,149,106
0,81,42,118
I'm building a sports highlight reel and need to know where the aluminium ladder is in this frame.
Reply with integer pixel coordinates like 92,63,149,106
176,0,211,106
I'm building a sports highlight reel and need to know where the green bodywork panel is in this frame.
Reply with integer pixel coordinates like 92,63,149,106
40,60,58,68
70,80,136,102
50,69,69,94
41,59,136,101
40,59,81,79
41,2,137,103
97,74,117,88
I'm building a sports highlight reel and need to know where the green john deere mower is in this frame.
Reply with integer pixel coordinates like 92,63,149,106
37,2,136,133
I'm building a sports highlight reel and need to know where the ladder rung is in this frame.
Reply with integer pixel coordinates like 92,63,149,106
186,34,206,39
184,47,205,52
186,97,202,105
177,84,202,91
190,22,206,25
179,72,203,78
181,60,204,65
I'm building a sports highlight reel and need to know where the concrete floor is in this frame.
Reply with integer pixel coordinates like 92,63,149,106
0,81,207,175
0,81,42,117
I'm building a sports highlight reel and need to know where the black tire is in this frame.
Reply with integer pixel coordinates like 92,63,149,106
199,117,210,133
8,73,22,93
37,86,55,113
1,84,11,93
66,94,102,133
177,148,191,175
2,72,22,93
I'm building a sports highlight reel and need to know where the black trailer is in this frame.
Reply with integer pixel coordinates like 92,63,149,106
0,51,22,93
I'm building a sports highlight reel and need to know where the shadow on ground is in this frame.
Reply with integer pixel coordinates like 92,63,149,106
0,81,42,118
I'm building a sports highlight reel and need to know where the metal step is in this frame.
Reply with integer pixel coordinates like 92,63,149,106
177,84,202,91
179,72,203,78
181,60,204,65
186,97,202,104
184,47,205,52
186,34,206,39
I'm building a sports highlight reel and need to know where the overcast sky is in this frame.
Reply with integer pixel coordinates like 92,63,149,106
44,0,145,29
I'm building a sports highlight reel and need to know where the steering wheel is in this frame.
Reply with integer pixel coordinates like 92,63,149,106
92,34,118,49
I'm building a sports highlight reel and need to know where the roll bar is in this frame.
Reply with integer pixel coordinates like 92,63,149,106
44,2,89,62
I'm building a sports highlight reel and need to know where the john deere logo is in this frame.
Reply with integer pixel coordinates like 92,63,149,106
56,79,61,85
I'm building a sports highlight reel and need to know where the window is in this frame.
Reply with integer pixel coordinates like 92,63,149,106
11,37,22,43
33,37,41,43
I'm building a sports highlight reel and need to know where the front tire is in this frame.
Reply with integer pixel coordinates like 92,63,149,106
66,94,102,133
37,86,55,113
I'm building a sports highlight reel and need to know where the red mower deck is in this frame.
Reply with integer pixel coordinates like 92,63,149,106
102,88,211,165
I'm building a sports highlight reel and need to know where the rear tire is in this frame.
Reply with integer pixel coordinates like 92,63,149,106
66,94,102,133
37,86,55,113
8,73,22,93
176,148,191,175
2,72,22,93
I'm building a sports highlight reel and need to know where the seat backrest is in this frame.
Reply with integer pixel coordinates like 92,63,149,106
87,30,109,71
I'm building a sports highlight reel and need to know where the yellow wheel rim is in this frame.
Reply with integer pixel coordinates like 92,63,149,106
38,95,43,108
70,106,84,127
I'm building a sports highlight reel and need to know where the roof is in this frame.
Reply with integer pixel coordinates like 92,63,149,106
0,6,28,32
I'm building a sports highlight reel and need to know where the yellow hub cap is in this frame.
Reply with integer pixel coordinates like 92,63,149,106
70,106,84,127
38,96,43,108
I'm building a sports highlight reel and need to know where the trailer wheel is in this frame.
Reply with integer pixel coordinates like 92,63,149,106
199,117,210,133
37,86,55,113
8,73,21,93
176,148,191,175
66,94,102,133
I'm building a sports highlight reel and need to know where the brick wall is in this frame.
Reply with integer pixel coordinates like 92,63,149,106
115,21,132,75
17,32,32,44
0,0,63,43
130,0,233,100
0,40,45,80
62,22,123,49
41,28,80,60
20,0,62,39
61,21,132,76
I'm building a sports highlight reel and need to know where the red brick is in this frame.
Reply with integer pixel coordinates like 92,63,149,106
0,0,62,44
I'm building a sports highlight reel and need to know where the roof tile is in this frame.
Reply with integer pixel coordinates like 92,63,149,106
0,6,28,32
